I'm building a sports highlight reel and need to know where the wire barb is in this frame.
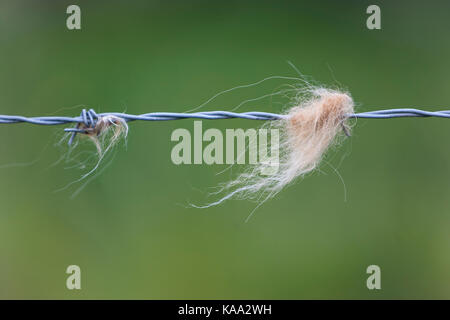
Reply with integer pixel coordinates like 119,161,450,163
66,109,99,146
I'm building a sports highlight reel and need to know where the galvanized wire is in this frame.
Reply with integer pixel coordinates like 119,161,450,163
1,108,450,126
1,108,448,146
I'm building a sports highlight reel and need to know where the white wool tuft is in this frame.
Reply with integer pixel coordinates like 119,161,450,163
200,86,354,208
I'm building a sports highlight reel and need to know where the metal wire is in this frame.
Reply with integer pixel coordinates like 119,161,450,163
1,108,448,145
351,109,450,119
1,108,450,126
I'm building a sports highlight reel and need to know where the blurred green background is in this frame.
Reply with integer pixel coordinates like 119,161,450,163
0,0,449,299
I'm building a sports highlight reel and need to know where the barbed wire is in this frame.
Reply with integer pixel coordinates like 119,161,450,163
2,108,450,126
1,108,449,144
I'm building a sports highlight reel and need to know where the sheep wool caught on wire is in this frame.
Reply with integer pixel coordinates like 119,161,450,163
195,87,355,208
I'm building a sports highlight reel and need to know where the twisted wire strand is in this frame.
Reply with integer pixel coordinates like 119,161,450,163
1,108,448,146
1,108,450,126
